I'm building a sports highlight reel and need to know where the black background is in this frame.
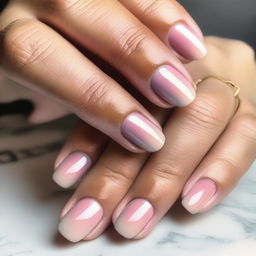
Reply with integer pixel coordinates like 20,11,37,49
179,0,256,49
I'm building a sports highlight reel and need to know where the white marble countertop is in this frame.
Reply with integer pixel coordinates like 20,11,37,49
1,115,256,256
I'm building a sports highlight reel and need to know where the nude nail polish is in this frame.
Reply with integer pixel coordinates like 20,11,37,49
58,198,103,242
121,113,165,152
53,152,92,188
168,22,207,60
151,65,196,106
182,178,217,214
114,199,154,239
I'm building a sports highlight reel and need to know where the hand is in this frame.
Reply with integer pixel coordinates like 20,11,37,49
53,37,256,242
0,0,206,152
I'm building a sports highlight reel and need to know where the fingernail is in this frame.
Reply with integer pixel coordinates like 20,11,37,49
151,65,196,106
182,178,217,214
58,198,103,242
114,199,154,239
122,112,165,152
168,22,207,60
53,152,92,188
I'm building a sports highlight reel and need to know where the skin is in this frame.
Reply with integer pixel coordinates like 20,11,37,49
0,0,206,153
54,38,256,241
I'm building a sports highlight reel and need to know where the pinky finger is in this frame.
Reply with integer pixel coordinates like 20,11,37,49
181,101,256,214
53,120,108,189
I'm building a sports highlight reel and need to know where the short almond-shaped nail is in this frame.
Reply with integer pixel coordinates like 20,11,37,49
121,113,165,152
182,178,217,214
151,65,196,107
114,199,154,239
168,22,207,60
58,198,103,242
53,152,92,188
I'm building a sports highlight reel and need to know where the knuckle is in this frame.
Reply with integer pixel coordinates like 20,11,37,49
183,93,224,130
140,0,164,15
214,157,243,180
1,19,53,72
151,160,186,183
74,76,109,109
115,25,148,62
100,163,133,186
234,113,256,141
45,0,82,13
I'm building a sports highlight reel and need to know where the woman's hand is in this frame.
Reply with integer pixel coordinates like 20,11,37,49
0,0,206,153
53,37,256,242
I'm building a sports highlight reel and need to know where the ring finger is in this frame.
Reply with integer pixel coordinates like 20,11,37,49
112,77,238,239
181,100,256,214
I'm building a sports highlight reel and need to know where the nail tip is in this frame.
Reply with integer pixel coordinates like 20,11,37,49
181,201,198,215
148,135,165,152
52,173,72,189
58,223,81,243
175,94,196,107
194,47,207,60
114,224,135,239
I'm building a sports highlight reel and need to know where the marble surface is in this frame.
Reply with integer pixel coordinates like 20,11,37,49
0,115,256,256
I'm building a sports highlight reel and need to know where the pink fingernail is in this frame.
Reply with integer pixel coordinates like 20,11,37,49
168,22,207,60
53,152,92,188
151,65,196,107
122,113,165,152
182,178,217,214
114,199,154,239
58,198,103,242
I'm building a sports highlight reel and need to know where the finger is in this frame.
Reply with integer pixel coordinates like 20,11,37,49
0,19,165,153
181,101,256,214
36,0,197,107
53,120,108,189
57,142,148,242
112,78,238,239
56,107,168,242
119,0,206,60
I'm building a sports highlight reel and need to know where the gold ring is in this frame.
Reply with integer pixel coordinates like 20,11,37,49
195,75,240,97
195,75,241,112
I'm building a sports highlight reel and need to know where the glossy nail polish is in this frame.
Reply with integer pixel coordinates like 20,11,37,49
122,113,165,152
182,178,217,214
58,198,103,242
53,152,92,188
168,22,207,60
151,65,196,106
114,199,154,239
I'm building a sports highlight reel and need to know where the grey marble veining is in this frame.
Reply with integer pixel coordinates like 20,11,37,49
0,115,255,256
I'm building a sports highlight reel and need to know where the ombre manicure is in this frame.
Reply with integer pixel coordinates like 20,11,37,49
168,22,207,60
182,178,217,214
58,198,103,242
151,65,196,106
121,113,165,152
53,152,92,188
114,199,154,239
